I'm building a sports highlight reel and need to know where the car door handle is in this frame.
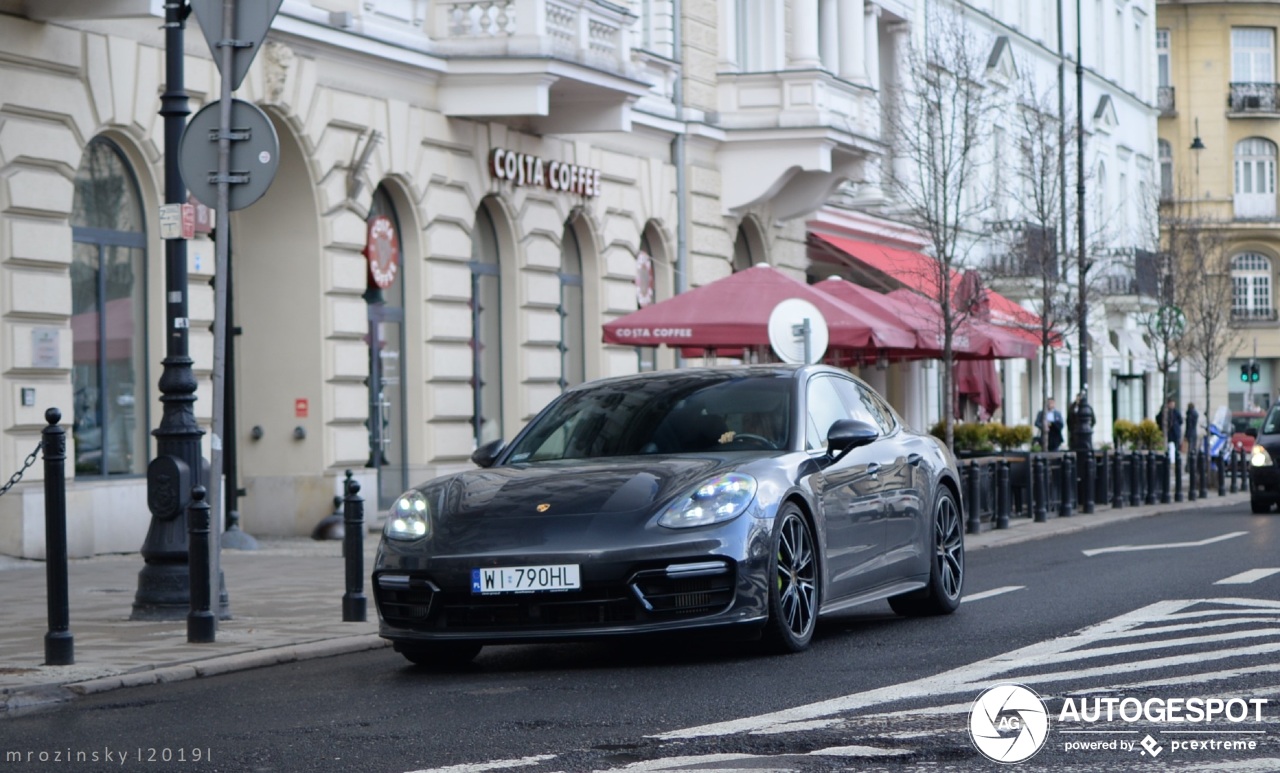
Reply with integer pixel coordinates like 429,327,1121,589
866,462,881,478
907,453,923,466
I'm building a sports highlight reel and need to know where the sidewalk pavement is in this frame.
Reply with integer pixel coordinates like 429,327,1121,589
0,491,1249,715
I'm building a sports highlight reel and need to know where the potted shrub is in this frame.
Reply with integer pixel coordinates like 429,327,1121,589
1136,419,1166,451
1112,419,1139,452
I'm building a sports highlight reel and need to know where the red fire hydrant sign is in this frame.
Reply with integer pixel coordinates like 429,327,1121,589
295,398,309,418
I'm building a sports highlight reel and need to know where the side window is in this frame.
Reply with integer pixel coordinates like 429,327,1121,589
806,376,851,451
860,388,898,434
829,378,879,427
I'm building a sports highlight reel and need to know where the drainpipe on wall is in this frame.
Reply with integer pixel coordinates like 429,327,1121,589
672,0,687,297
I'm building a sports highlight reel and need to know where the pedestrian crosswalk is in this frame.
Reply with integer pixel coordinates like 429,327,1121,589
405,572,1280,773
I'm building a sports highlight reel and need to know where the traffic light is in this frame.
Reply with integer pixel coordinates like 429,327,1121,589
1251,362,1261,382
1242,364,1251,383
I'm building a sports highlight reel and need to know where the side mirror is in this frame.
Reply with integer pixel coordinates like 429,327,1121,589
827,419,878,462
470,438,504,468
1247,428,1259,438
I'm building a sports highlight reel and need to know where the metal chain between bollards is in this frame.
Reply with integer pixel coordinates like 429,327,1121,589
0,440,43,498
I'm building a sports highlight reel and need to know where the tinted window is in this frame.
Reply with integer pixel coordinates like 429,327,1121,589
806,376,854,451
506,374,792,461
1264,406,1280,435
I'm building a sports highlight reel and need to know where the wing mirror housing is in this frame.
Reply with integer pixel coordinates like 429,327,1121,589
827,419,879,463
470,438,505,468
1247,428,1259,438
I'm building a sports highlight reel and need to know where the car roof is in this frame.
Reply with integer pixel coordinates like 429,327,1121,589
563,364,852,393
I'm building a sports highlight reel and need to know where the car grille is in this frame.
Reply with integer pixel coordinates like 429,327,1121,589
375,561,736,632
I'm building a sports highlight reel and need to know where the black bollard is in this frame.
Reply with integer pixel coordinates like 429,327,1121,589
1159,452,1171,504
965,461,982,534
42,408,74,666
1034,456,1049,522
1129,452,1142,507
342,470,367,622
1145,452,1158,505
1218,452,1228,497
1112,452,1125,509
187,485,216,643
1182,450,1192,504
1060,453,1075,517
1081,451,1096,514
996,460,1011,529
1174,449,1184,502
1199,450,1210,499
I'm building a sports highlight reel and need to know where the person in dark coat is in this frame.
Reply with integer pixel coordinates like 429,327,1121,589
1185,402,1199,451
1156,399,1183,450
1035,397,1065,451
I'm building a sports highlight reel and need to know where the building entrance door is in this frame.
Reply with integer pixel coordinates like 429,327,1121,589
369,304,407,512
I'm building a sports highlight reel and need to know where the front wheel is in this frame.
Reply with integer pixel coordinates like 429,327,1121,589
394,641,483,669
763,504,819,653
889,488,964,617
1251,498,1273,514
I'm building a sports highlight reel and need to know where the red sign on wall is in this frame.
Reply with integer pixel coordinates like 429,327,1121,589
364,215,400,290
295,398,309,418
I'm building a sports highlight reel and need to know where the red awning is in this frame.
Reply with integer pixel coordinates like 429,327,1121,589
812,233,1055,355
955,359,1002,417
882,289,1038,360
602,264,916,352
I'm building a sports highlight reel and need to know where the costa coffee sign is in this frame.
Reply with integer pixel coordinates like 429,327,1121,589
490,148,602,198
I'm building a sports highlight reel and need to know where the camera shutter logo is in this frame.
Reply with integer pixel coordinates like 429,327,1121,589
969,684,1051,763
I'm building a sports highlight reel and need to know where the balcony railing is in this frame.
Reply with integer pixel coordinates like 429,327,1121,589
1228,82,1280,114
1232,307,1279,322
1157,85,1175,116
432,0,636,75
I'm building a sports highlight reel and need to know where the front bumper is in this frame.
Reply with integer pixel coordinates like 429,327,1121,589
1250,464,1280,502
372,524,773,644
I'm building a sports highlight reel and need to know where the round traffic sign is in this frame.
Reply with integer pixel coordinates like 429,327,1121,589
179,99,280,211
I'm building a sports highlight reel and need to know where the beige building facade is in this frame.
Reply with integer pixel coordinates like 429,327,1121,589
0,0,893,557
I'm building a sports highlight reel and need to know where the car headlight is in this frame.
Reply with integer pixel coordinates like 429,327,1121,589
385,491,430,540
1251,445,1273,468
658,473,757,529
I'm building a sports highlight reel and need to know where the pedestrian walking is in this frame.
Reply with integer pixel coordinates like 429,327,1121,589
1156,398,1183,450
1035,397,1065,451
1185,402,1199,452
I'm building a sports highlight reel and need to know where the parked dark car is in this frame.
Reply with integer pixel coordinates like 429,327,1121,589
372,365,965,666
1248,405,1280,513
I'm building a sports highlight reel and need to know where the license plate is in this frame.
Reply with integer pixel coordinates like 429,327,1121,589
471,564,581,594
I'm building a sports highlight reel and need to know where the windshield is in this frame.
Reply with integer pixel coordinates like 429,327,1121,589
1264,407,1280,436
505,374,793,462
1232,414,1264,433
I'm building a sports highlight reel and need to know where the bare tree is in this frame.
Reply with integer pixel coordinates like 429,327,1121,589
1165,186,1240,440
887,8,998,451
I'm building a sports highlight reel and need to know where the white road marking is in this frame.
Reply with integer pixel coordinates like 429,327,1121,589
806,745,911,757
1216,568,1280,585
406,755,558,773
655,597,1280,739
1082,531,1247,557
960,585,1024,603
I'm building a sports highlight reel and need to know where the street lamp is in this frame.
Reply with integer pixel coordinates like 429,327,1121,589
1073,0,1095,512
132,0,227,619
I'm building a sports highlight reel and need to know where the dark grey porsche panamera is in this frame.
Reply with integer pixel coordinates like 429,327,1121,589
372,365,965,666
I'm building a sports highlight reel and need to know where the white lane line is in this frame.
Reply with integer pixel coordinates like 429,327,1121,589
961,585,1024,603
653,598,1274,740
1216,568,1280,585
1082,531,1247,557
405,754,557,773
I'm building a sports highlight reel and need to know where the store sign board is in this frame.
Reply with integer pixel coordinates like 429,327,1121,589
489,148,602,198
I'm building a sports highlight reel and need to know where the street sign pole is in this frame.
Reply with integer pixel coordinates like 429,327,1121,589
206,0,239,629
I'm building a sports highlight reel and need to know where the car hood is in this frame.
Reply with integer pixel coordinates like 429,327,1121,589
416,456,751,555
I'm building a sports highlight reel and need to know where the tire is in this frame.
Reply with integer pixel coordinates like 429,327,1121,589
889,488,964,617
394,641,483,669
1251,498,1272,514
763,504,819,653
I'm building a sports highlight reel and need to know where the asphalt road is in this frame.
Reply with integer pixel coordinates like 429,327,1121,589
3,504,1278,773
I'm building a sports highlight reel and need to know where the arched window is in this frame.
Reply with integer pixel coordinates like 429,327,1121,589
636,228,660,372
1158,139,1173,200
470,201,504,446
1235,137,1277,219
367,184,408,508
1232,252,1274,320
559,216,586,390
71,138,148,476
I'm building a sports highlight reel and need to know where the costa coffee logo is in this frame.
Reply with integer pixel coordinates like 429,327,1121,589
489,148,601,198
364,215,400,290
